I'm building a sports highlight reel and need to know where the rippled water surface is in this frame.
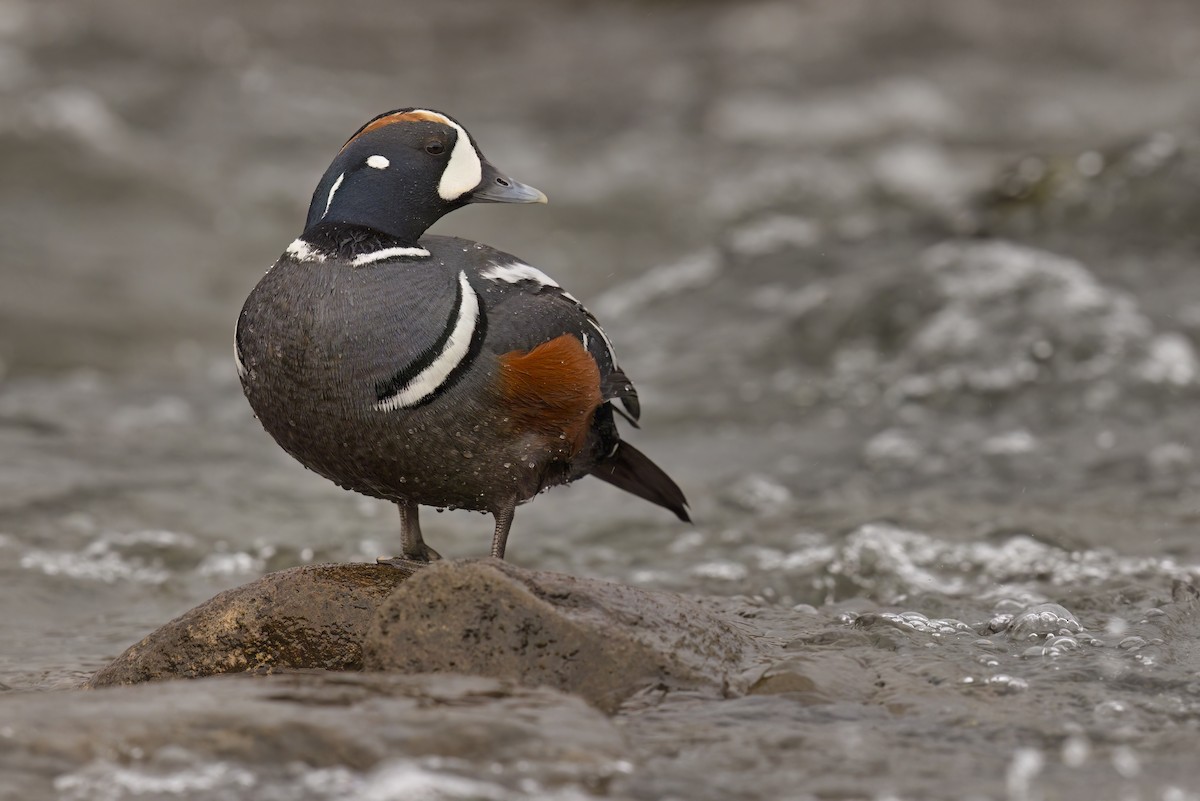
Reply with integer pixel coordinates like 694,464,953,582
4,1,1200,799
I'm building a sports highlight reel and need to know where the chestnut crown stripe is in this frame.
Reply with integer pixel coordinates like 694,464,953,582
339,108,483,202
339,110,450,151
374,271,483,411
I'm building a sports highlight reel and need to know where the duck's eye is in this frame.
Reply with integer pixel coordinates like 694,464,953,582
425,141,446,156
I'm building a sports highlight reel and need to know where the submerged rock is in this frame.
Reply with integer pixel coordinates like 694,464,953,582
364,559,754,713
89,563,415,688
9,672,625,799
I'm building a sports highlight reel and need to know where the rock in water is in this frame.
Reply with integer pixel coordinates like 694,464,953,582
89,563,415,687
89,559,754,712
363,559,752,713
11,672,625,794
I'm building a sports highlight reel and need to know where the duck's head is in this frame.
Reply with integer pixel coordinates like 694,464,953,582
304,108,546,243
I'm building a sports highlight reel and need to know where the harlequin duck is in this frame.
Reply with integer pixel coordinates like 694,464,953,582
235,108,689,564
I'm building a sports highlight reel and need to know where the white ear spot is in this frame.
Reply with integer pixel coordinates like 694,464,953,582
367,155,390,170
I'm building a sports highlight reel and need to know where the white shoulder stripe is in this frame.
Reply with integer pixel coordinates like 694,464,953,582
480,262,580,303
481,261,559,287
374,271,479,411
353,246,431,266
286,238,327,263
587,318,619,363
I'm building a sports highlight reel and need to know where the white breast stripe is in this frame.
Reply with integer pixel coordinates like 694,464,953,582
480,262,580,303
234,337,246,379
286,238,326,263
412,109,483,201
352,246,432,266
322,172,344,218
375,271,479,411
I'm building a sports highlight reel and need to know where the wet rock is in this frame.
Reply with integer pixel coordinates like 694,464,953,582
89,563,414,687
747,652,879,704
6,672,626,798
363,559,754,713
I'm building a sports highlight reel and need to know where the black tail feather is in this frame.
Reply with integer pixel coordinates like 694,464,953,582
591,441,691,523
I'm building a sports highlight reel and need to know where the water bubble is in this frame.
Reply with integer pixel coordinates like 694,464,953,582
1111,745,1141,779
988,613,1015,633
1061,735,1090,767
1045,635,1079,652
690,561,749,581
1163,788,1197,801
988,674,1029,693
1093,699,1129,724
878,611,973,636
1006,747,1044,801
1007,603,1082,641
724,474,792,513
1076,150,1105,177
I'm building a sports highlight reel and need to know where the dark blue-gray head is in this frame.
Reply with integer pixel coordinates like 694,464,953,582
304,108,546,243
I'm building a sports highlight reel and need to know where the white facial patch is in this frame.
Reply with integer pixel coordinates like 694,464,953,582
411,109,483,201
375,271,479,411
480,262,579,303
367,155,390,170
286,238,327,263
322,172,345,218
352,246,431,266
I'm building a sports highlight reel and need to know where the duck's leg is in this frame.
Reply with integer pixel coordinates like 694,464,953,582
490,501,517,560
377,501,442,567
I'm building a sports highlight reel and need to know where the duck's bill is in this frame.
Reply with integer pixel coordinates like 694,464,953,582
470,164,548,204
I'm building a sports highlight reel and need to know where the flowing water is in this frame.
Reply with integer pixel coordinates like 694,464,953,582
4,1,1200,798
